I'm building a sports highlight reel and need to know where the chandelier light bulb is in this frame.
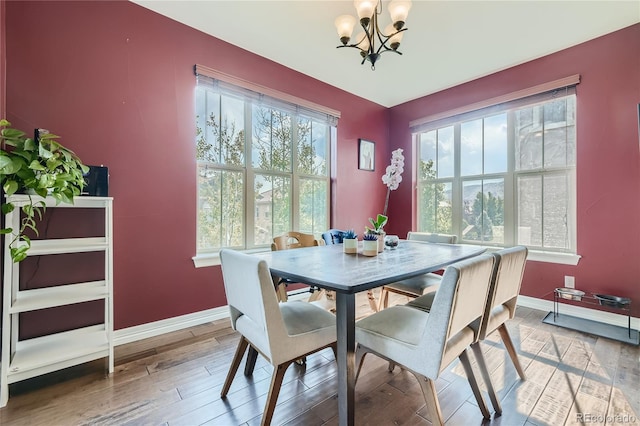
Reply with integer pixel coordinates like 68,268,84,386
335,15,357,45
384,24,404,50
354,0,376,26
388,0,412,30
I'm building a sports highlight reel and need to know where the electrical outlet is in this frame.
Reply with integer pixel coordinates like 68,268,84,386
564,276,575,288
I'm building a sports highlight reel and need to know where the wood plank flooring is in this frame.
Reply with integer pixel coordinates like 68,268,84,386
1,291,638,425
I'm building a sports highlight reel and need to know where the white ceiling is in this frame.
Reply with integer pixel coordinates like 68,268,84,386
132,0,640,107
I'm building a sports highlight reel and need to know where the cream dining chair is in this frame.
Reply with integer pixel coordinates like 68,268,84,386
406,245,528,415
377,231,458,310
355,253,496,425
219,249,337,426
470,245,528,414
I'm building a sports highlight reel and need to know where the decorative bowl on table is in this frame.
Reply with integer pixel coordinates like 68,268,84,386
555,288,585,301
593,294,631,308
384,235,399,249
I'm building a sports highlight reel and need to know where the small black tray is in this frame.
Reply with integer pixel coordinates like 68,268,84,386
593,294,631,308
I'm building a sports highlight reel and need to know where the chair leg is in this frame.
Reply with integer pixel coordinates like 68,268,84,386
498,323,526,380
221,336,249,397
459,349,491,419
413,373,444,426
367,290,378,312
471,342,502,415
308,288,324,302
244,345,259,376
262,360,293,426
354,344,368,383
378,288,389,311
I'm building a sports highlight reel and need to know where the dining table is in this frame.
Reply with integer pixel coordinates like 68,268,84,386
256,240,486,426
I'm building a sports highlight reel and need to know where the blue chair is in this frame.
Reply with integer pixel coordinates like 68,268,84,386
321,229,345,245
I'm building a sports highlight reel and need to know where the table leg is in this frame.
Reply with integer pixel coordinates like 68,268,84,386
335,292,356,426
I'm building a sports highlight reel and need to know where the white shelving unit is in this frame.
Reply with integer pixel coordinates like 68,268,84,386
1,195,113,407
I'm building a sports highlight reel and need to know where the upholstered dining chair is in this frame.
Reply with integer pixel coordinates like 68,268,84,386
377,232,458,310
219,249,337,426
405,246,528,416
355,253,496,425
321,229,345,245
470,246,528,414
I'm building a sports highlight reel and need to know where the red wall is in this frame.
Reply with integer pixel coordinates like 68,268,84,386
6,1,639,328
389,24,640,314
4,1,389,329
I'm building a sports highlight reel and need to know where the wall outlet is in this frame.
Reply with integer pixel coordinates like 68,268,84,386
564,276,575,288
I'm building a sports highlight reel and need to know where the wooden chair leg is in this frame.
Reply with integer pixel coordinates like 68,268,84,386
378,288,389,311
221,336,249,397
471,342,502,415
367,290,378,312
459,349,491,419
308,288,324,302
244,345,259,376
498,323,526,380
413,373,444,426
262,360,293,426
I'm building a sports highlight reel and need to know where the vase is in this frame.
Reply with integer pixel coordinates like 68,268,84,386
343,238,358,254
377,231,386,253
362,240,378,256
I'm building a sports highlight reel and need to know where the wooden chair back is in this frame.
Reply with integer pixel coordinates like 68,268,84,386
271,231,319,251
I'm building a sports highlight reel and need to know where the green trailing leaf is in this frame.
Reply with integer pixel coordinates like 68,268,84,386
10,246,29,263
0,228,12,234
29,160,46,171
1,202,14,214
3,180,18,195
0,155,12,170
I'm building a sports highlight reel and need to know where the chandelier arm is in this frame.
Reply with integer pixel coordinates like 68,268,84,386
374,27,408,55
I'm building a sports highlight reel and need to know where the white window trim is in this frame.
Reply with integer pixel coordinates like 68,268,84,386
479,245,580,265
193,247,271,268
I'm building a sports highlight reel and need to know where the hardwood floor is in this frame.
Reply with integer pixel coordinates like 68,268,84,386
1,291,638,425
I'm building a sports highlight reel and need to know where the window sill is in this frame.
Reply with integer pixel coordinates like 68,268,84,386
479,246,581,265
192,248,271,268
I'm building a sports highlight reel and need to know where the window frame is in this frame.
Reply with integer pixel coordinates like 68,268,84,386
193,66,338,267
412,79,580,264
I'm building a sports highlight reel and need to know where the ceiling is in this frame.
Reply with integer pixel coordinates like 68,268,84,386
131,0,640,108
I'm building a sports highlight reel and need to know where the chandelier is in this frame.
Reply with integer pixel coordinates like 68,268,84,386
334,0,412,70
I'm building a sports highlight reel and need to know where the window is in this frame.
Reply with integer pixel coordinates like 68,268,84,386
195,68,337,258
414,88,576,253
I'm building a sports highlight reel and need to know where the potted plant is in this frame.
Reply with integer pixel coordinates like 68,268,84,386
342,229,358,254
0,119,89,262
365,213,387,253
362,233,378,256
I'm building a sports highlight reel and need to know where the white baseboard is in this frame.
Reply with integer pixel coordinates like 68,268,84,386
517,295,639,331
113,306,230,346
112,294,638,347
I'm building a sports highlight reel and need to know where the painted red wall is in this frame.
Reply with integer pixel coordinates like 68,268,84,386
4,1,389,329
389,24,640,314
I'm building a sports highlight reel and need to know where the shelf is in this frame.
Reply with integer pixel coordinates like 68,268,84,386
543,312,639,345
25,237,108,256
2,195,114,407
6,325,110,383
5,195,112,208
9,281,108,313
